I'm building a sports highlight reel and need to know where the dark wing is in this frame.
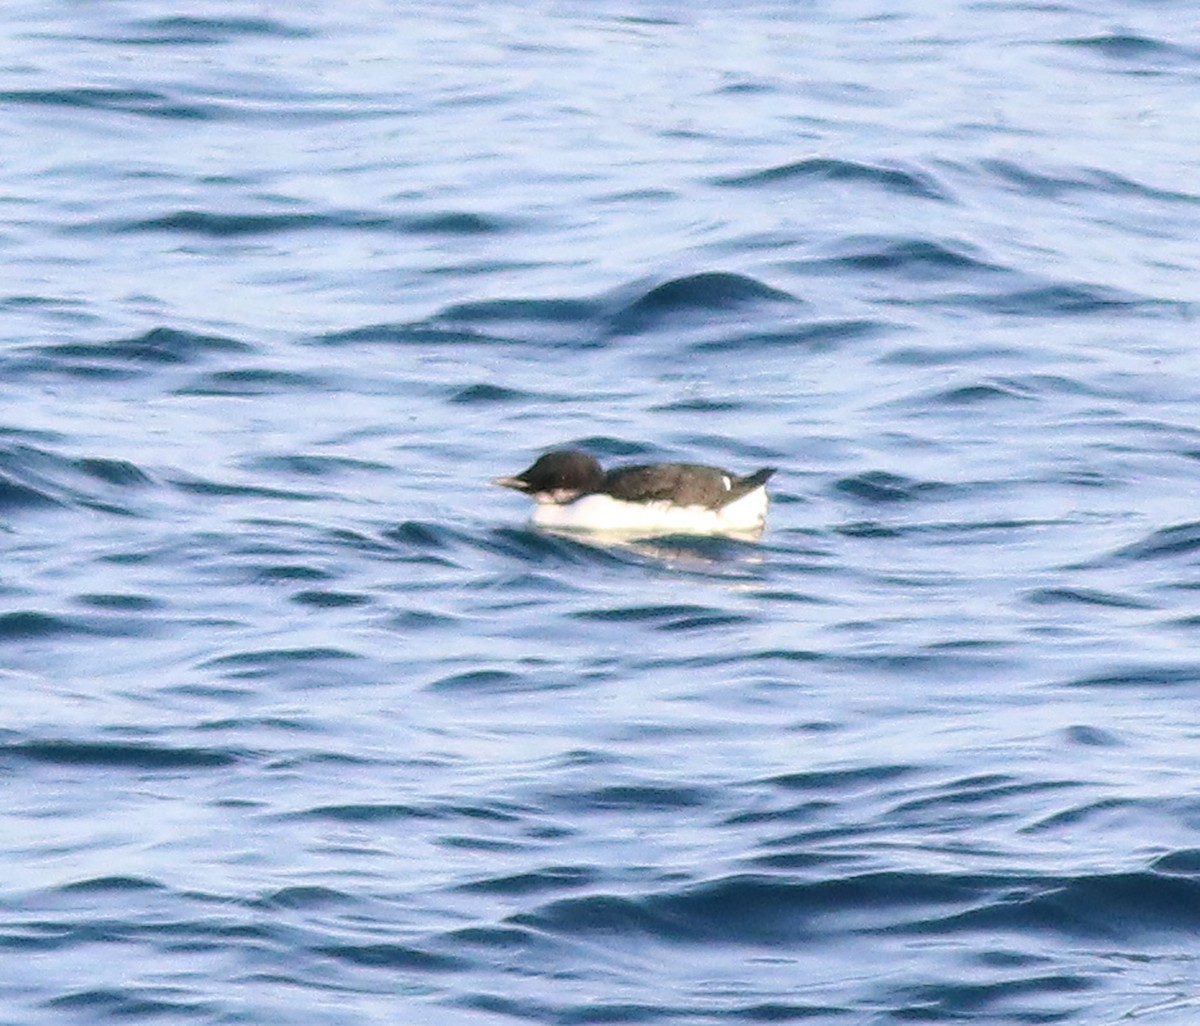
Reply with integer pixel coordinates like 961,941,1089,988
603,464,775,510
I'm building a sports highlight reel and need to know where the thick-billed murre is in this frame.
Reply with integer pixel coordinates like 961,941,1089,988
492,449,776,536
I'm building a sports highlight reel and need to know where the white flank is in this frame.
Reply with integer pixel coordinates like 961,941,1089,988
530,486,769,537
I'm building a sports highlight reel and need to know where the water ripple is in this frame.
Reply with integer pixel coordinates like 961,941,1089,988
4,0,1200,1021
1,740,238,769
12,327,250,381
79,209,513,238
608,272,798,336
712,158,951,201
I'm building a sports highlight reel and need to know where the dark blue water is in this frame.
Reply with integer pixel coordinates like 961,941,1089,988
4,1,1200,1023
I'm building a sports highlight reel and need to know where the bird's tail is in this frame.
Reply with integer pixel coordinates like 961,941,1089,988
740,467,776,490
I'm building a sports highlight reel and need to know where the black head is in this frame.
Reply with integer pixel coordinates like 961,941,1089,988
492,450,604,502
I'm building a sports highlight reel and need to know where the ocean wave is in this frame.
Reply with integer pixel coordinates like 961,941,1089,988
76,208,514,238
687,318,891,354
833,471,952,504
712,158,951,201
1,739,238,769
10,327,250,381
1110,521,1200,562
789,236,1004,279
1055,32,1200,68
0,87,218,120
174,367,329,397
980,158,1200,204
0,441,153,514
511,867,1200,946
121,14,316,45
911,282,1182,317
607,272,797,336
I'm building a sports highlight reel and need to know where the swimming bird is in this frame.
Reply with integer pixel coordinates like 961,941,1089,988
492,449,776,536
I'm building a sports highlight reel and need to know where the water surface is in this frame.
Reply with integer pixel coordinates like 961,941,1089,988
3,1,1200,1023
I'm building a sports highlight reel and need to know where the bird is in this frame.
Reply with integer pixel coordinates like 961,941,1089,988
492,449,776,536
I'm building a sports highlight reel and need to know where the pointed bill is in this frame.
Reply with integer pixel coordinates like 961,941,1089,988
491,475,529,492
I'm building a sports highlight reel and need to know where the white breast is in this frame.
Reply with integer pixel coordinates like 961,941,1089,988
530,486,769,537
